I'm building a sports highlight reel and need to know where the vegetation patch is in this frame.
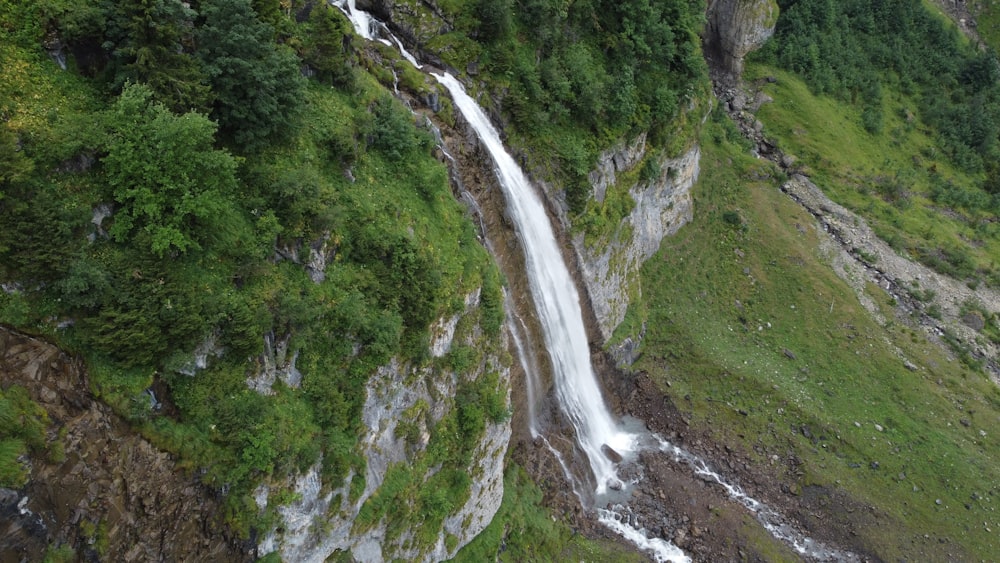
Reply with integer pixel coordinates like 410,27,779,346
0,386,49,487
624,116,1000,560
0,0,500,538
452,465,646,562
748,0,1000,287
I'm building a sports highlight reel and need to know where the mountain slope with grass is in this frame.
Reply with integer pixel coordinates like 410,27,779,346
605,0,1000,559
1,0,1000,561
0,1,514,559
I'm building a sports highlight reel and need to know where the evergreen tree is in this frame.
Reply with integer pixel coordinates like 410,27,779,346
196,0,305,151
105,0,213,113
299,2,354,87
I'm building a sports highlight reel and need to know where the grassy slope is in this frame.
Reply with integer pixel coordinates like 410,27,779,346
970,0,1000,50
619,114,1000,560
0,17,504,542
744,64,1000,287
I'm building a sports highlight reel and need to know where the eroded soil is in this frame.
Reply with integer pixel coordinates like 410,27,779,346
0,328,249,563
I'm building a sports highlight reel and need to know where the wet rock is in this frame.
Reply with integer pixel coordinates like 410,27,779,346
618,461,643,483
424,91,441,112
602,444,624,463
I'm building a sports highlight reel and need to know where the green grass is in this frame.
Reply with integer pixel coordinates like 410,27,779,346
970,0,1000,51
745,64,1000,286
619,116,1000,560
0,13,504,540
0,385,50,488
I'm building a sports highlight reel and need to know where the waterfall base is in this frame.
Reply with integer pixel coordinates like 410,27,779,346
511,362,868,561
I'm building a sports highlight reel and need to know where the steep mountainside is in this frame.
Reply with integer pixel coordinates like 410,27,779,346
0,328,249,562
1,0,1000,561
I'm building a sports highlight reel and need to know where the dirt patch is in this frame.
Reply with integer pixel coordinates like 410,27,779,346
0,327,250,563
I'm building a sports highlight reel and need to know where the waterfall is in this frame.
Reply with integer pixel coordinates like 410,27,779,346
432,73,637,496
435,73,689,563
327,6,857,562
335,0,376,40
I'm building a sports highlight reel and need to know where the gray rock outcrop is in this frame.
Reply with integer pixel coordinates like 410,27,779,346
571,140,700,341
258,290,511,562
705,0,779,83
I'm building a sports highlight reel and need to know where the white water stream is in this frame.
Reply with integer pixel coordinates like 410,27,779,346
328,5,857,562
433,72,638,495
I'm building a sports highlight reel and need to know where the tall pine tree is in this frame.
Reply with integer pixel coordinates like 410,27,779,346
196,0,305,151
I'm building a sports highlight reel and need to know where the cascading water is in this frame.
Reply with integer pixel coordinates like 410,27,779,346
334,4,635,492
335,0,376,40
432,73,637,496
329,6,858,562
434,72,689,563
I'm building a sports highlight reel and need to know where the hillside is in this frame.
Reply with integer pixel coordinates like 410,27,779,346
0,0,998,561
611,0,1000,559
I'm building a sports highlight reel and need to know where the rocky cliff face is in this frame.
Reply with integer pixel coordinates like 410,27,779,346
0,328,247,563
705,0,779,83
550,0,778,344
357,0,450,52
572,139,700,342
257,290,511,562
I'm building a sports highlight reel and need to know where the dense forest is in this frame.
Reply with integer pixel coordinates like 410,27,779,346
0,0,511,537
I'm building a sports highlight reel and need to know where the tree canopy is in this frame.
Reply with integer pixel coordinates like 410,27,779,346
196,0,306,150
102,83,240,256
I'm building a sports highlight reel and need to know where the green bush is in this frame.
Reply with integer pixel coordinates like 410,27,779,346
0,386,49,487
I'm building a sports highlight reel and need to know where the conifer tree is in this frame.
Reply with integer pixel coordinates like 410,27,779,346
196,0,305,151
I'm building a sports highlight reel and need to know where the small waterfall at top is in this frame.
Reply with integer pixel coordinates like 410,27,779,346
331,5,858,562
